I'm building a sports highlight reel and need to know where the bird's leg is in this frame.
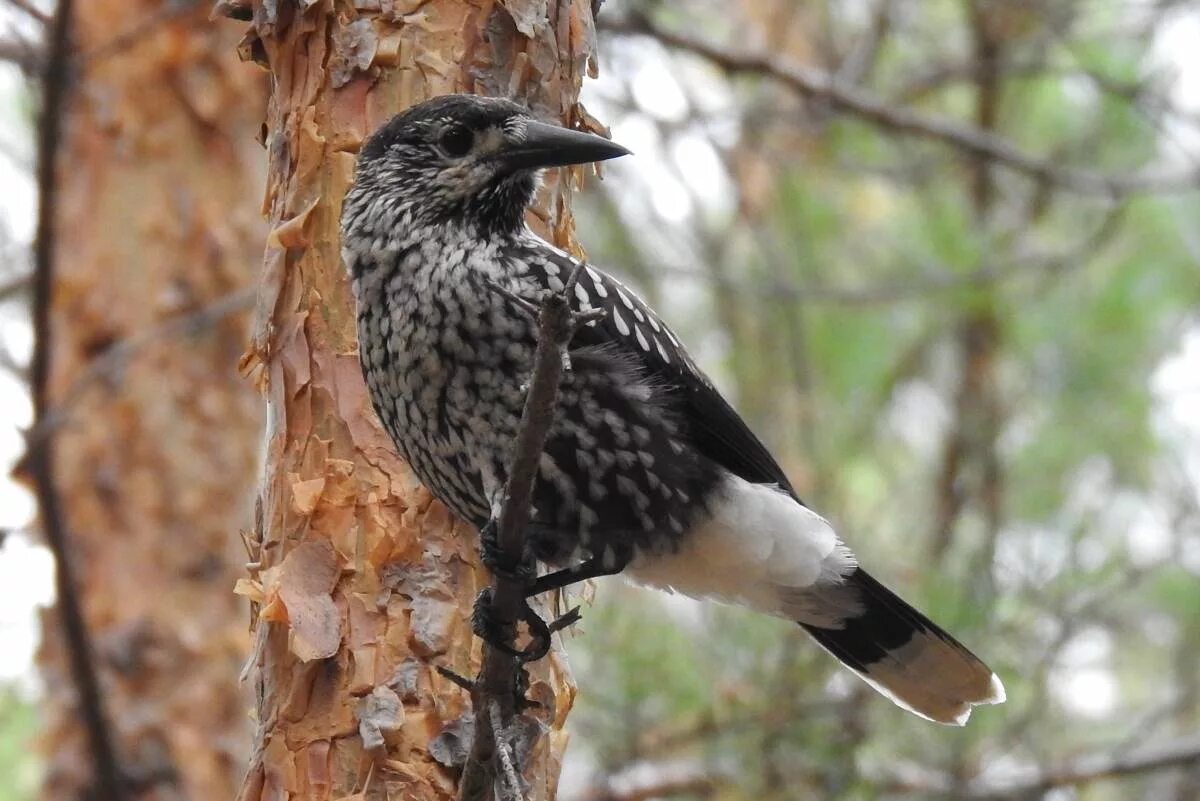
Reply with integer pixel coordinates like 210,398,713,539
478,519,537,586
476,523,618,661
526,545,632,597
472,517,533,658
475,521,576,663
472,590,582,664
516,600,553,663
470,588,523,658
515,599,583,664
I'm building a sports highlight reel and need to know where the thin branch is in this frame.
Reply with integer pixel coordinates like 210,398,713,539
0,34,42,73
0,341,26,380
0,272,31,304
884,733,1200,798
599,14,1200,196
458,267,597,801
832,0,893,86
489,701,523,801
3,0,50,25
25,1,127,800
642,204,1125,308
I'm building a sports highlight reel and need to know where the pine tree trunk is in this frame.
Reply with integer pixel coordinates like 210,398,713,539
32,4,267,800
227,2,601,799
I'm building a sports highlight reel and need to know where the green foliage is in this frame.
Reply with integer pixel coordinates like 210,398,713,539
572,0,1200,797
0,687,38,801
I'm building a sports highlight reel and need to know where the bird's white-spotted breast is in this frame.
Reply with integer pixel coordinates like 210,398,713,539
350,222,721,566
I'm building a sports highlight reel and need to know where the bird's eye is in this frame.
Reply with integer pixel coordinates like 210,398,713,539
439,127,474,157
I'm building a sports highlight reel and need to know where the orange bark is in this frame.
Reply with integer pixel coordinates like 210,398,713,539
34,4,266,800
228,2,603,799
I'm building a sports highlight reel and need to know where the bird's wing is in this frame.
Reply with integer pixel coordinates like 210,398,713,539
517,243,799,499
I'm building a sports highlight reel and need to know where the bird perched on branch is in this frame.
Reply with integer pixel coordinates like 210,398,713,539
341,94,1004,725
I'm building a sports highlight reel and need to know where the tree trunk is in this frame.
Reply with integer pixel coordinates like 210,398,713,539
226,2,600,799
31,4,267,800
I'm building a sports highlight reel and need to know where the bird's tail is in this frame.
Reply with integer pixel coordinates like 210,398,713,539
799,568,1005,725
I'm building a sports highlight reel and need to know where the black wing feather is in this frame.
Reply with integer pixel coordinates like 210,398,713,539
518,244,799,499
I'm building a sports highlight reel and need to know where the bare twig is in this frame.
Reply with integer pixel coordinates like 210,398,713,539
24,1,127,799
883,733,1200,798
4,0,50,25
929,1,1005,567
973,735,1200,799
600,13,1200,195
640,205,1124,308
489,701,523,801
832,0,892,86
0,273,31,304
458,267,596,801
0,34,41,72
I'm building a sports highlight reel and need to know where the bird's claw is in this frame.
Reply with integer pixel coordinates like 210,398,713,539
471,588,523,658
479,520,537,585
471,589,581,664
514,599,581,663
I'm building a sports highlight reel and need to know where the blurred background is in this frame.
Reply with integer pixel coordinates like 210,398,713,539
2,0,1200,799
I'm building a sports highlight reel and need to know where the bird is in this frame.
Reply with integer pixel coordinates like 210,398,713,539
340,93,1005,726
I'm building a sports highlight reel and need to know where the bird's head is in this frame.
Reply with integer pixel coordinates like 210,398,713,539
348,94,630,238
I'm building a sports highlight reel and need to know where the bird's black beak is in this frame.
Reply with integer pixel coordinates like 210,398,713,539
500,120,631,171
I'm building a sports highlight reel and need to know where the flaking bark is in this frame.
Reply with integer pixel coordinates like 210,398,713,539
226,1,604,798
30,3,267,799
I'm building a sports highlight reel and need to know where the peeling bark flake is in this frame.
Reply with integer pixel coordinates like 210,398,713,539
356,685,405,749
234,0,603,796
331,18,379,88
502,0,549,37
271,540,342,661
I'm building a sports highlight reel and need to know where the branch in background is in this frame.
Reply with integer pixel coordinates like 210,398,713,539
832,0,892,86
883,733,1200,798
0,35,41,73
457,267,598,801
600,13,1200,195
928,0,1006,567
0,273,31,304
642,204,1124,308
0,341,25,379
974,734,1200,799
4,0,50,25
24,1,127,800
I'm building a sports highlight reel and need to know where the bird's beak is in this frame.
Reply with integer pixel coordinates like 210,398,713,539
500,120,631,171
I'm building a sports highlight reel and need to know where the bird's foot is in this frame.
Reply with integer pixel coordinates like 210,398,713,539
479,519,537,587
471,587,522,658
471,588,581,664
